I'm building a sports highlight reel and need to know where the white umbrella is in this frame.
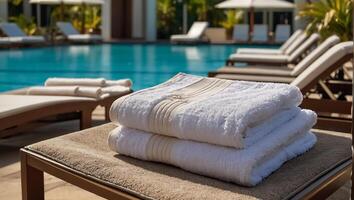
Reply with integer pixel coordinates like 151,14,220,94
215,0,294,10
216,0,294,34
30,0,104,5
30,0,104,32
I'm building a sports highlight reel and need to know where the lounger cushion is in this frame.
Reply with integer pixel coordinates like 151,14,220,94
284,33,308,55
216,66,293,76
229,53,289,64
291,42,353,90
67,34,102,42
0,94,94,119
215,74,294,83
290,35,340,76
171,22,208,43
0,37,10,45
0,23,27,37
236,48,284,55
170,35,203,42
252,25,268,42
20,36,45,43
26,124,351,200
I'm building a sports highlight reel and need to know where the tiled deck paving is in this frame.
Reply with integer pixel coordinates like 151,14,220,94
0,107,351,200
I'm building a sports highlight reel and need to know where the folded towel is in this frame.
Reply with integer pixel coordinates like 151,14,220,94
77,87,103,99
110,73,303,148
45,78,106,87
105,79,132,88
26,86,79,96
109,110,317,186
101,85,131,95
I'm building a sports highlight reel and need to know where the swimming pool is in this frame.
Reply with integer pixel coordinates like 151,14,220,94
0,44,273,92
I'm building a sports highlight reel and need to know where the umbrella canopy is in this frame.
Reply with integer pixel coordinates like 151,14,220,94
216,0,294,10
30,0,104,5
216,0,294,38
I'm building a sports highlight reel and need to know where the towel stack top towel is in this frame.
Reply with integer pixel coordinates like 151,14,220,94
110,73,305,149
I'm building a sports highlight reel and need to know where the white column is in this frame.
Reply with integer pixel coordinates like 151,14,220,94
294,0,306,30
145,0,156,41
269,11,273,32
183,3,188,33
0,0,8,21
244,10,248,24
23,0,32,18
132,0,144,38
262,11,267,24
101,0,111,41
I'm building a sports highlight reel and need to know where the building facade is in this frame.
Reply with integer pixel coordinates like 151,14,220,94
0,0,157,41
0,0,308,41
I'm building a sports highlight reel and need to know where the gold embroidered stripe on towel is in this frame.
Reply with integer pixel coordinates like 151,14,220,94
148,77,232,135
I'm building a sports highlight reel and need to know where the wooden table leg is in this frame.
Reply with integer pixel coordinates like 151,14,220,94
80,110,92,130
105,106,110,121
21,151,44,200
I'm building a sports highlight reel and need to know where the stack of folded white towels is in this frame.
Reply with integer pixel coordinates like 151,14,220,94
108,73,317,186
26,77,132,99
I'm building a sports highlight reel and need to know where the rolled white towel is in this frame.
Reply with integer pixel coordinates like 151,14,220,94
109,110,317,186
26,86,79,96
105,79,132,88
110,73,304,148
77,87,104,99
45,78,106,87
101,85,131,96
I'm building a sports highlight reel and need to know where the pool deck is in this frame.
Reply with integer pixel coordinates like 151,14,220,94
0,106,351,200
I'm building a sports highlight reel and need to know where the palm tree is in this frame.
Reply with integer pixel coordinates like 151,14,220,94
299,0,353,41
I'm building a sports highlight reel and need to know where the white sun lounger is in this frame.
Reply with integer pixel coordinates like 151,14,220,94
233,24,249,42
216,42,353,86
275,24,291,43
209,35,340,77
0,23,45,44
0,37,10,46
170,21,209,44
237,29,304,55
252,24,268,43
56,22,102,43
228,33,320,65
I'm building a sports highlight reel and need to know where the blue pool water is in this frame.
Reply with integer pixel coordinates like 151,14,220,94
0,44,272,91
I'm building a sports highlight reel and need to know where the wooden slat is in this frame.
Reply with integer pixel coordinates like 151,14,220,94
301,99,352,115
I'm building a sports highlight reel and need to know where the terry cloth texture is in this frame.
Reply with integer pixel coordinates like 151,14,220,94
27,123,351,200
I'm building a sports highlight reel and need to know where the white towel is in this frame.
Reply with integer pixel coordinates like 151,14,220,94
26,86,79,96
45,78,106,87
110,73,303,148
105,79,132,88
77,87,103,99
108,110,317,186
101,85,131,96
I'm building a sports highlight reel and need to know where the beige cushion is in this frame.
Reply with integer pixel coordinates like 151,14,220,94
233,24,249,42
0,94,94,119
291,42,353,90
237,48,283,55
229,34,319,64
27,124,351,200
215,74,294,83
291,35,340,76
279,29,303,52
171,22,208,42
216,66,292,76
287,33,320,63
229,53,289,64
284,32,308,55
